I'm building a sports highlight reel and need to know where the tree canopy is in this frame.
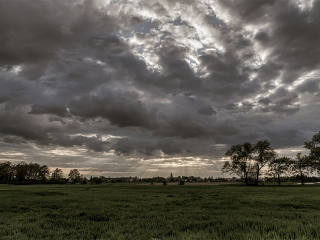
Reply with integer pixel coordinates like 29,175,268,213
304,131,320,172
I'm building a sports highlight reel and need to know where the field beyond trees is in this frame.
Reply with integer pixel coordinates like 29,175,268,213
1,183,320,240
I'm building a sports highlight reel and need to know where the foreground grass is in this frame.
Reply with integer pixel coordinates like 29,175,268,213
1,183,320,240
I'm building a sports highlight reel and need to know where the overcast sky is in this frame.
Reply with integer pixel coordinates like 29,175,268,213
0,0,319,177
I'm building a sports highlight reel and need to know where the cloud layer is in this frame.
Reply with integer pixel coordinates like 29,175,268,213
0,0,319,176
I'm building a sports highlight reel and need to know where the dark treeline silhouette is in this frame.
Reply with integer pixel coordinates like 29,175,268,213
1,131,319,185
0,163,240,185
222,131,320,185
0,162,50,184
1,160,320,185
0,161,239,185
0,162,83,185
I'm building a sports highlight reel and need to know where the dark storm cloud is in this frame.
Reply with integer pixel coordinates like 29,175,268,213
1,136,26,145
295,78,320,94
0,0,75,68
219,0,276,21
0,0,320,175
153,116,210,138
258,88,300,115
258,97,272,106
68,91,158,129
48,116,67,124
255,61,283,83
0,88,10,104
113,138,137,156
224,103,238,110
113,137,183,156
155,138,182,155
254,31,270,43
0,112,51,144
197,106,216,116
260,1,320,84
219,0,320,83
29,101,68,117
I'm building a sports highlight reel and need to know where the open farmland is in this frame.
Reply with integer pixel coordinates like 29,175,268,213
1,183,320,240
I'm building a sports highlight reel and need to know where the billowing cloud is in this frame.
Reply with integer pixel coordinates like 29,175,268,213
0,0,319,177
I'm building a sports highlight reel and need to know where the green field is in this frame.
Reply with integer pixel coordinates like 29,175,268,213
1,183,320,240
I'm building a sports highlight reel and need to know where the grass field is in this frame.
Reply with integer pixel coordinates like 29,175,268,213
1,183,320,240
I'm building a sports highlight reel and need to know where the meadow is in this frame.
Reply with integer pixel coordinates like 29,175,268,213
1,183,320,240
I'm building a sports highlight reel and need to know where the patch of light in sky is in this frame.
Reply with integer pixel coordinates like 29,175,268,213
113,2,235,75
286,86,294,91
13,65,22,74
47,148,87,156
266,80,282,95
295,71,320,86
1,152,25,156
296,0,315,11
107,0,313,110
276,146,309,158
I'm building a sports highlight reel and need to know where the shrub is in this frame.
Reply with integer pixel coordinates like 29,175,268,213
178,179,185,185
81,179,88,185
162,180,168,185
59,180,65,184
94,178,102,184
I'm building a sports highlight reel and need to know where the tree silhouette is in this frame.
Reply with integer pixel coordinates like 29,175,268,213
254,140,277,185
293,153,309,185
51,168,64,181
0,161,14,183
68,169,80,183
222,142,255,185
268,157,294,185
304,131,320,173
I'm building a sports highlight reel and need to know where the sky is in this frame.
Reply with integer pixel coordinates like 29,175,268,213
0,0,320,178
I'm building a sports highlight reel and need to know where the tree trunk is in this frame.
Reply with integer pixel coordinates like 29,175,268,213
256,168,260,186
245,172,248,185
299,168,304,185
278,174,281,186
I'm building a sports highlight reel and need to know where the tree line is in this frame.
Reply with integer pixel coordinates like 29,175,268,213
222,131,320,185
0,162,85,184
1,131,319,185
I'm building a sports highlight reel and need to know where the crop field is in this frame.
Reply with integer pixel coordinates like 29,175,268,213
1,183,320,240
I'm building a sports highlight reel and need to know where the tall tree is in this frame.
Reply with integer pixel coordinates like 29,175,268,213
69,169,80,183
14,162,28,182
51,168,64,180
14,162,50,183
304,131,320,172
0,161,14,183
38,165,50,182
222,142,255,185
170,173,173,181
253,140,277,185
293,153,309,185
268,157,294,185
25,163,41,181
